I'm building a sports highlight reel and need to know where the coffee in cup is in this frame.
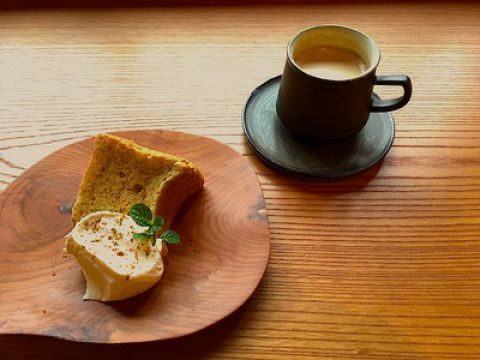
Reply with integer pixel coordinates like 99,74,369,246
294,46,368,80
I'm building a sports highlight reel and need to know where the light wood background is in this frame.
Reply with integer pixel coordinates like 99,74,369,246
1,2,480,359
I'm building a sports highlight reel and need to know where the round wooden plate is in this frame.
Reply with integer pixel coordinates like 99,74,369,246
0,130,270,343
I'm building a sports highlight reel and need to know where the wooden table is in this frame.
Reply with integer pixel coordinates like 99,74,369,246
1,2,479,359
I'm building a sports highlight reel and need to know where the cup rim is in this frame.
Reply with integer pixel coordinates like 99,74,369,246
287,24,381,83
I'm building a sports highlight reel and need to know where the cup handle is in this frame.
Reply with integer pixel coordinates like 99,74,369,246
370,75,412,112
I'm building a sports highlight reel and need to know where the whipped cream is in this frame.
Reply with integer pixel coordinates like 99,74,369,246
65,211,164,301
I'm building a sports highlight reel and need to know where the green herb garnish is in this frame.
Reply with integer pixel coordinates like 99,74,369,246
159,230,180,245
129,203,153,227
129,204,181,246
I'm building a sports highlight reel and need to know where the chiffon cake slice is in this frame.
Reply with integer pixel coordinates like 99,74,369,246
71,134,204,228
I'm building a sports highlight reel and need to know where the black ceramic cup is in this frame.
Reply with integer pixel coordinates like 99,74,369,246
277,25,412,140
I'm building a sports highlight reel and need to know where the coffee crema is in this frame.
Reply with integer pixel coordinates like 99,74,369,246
295,46,367,80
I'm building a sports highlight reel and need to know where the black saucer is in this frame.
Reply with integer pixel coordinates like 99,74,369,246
242,75,395,180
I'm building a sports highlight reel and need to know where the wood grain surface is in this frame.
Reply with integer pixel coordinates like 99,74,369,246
1,1,480,359
0,130,270,343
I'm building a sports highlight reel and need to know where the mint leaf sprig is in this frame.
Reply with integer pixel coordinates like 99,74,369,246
129,204,180,246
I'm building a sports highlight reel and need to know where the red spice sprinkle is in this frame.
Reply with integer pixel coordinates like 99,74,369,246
117,251,125,257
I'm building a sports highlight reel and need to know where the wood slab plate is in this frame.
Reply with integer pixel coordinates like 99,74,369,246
0,130,270,343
